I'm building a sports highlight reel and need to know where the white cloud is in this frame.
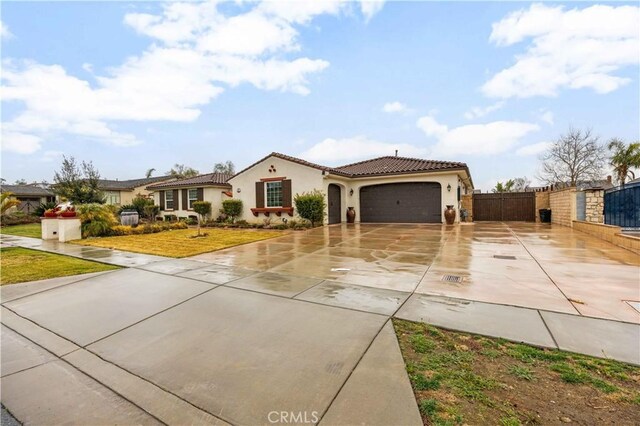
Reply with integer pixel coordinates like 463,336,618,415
516,141,551,156
0,1,350,154
300,135,426,164
0,21,12,39
417,115,539,156
382,101,409,114
538,109,554,125
360,1,386,22
1,131,42,154
40,150,65,162
464,101,505,119
483,4,639,98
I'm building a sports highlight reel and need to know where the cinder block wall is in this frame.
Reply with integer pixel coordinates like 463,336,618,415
573,220,640,255
549,187,576,227
534,191,550,223
584,189,605,223
461,194,473,222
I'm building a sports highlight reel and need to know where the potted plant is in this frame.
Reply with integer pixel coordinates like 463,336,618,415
60,206,77,218
43,208,58,218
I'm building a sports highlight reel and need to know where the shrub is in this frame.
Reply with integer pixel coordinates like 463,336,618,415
34,201,58,218
132,196,154,217
294,190,326,227
1,213,41,226
76,203,118,237
109,221,187,236
117,204,138,215
222,199,242,223
144,205,160,221
193,201,212,236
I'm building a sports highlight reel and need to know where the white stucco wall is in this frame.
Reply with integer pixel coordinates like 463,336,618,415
153,186,229,219
228,155,325,223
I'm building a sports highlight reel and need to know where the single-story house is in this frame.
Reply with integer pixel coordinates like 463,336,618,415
1,184,56,215
228,152,474,224
99,176,175,205
146,173,232,220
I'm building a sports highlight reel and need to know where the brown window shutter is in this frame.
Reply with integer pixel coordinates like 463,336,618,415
255,181,265,208
197,187,204,201
173,189,179,210
182,189,188,210
282,179,292,208
159,191,165,210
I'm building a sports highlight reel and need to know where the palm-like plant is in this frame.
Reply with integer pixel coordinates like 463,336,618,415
1,192,21,215
608,139,640,185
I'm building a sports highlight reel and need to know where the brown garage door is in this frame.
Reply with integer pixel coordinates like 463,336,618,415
360,182,441,223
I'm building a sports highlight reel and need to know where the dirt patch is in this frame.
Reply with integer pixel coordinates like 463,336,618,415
393,319,640,425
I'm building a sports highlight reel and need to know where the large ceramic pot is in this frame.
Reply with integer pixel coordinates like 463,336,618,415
346,207,356,224
444,205,456,225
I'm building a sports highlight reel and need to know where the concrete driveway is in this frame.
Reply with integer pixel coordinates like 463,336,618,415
1,222,638,425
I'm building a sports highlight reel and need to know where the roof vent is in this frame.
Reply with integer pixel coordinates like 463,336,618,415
395,149,398,157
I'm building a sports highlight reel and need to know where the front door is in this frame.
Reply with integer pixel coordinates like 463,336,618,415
328,184,341,224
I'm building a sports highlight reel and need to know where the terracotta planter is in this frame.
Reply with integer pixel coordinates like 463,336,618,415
60,212,77,218
43,211,58,218
444,205,456,225
346,207,356,224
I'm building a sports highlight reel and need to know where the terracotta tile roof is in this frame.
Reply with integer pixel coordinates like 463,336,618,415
98,175,174,191
147,173,232,189
335,156,468,177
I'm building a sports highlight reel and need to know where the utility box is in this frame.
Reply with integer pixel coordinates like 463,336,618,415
58,218,82,242
41,218,59,240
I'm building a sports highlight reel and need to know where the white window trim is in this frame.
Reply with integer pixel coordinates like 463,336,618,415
266,181,283,208
188,189,198,210
165,191,174,210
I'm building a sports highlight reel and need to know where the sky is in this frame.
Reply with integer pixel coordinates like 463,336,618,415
1,1,639,191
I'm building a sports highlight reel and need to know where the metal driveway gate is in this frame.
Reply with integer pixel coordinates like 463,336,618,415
605,181,640,229
473,192,536,221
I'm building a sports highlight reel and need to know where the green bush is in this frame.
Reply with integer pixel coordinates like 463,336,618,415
132,196,154,217
110,221,187,236
34,201,58,217
143,204,160,221
1,213,41,226
222,199,242,223
294,190,326,227
76,203,118,237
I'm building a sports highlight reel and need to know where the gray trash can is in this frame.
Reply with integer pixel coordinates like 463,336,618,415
120,210,139,226
539,209,551,223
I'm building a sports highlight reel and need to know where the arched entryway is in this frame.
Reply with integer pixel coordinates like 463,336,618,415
328,184,341,224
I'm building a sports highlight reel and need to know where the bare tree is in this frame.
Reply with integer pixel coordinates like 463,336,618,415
512,177,531,192
213,161,235,174
166,164,199,179
537,128,605,187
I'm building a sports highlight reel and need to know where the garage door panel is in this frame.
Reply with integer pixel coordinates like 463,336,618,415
360,183,441,223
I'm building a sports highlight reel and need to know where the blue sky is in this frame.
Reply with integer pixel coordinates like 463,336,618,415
2,1,639,191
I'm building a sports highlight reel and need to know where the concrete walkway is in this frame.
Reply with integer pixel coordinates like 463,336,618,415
1,223,639,425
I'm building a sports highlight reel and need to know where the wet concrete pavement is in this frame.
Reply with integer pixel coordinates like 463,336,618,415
1,222,639,424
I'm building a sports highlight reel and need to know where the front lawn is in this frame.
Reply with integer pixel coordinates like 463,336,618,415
72,228,284,257
1,247,119,285
0,223,41,238
394,319,640,425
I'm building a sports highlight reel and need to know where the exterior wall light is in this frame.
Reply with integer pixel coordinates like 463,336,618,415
447,184,451,192
349,189,354,196
237,188,241,193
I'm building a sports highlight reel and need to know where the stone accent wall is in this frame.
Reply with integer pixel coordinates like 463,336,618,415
534,191,550,223
549,187,576,227
573,220,640,255
584,189,604,223
461,194,473,222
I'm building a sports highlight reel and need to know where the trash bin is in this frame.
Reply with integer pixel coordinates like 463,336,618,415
120,210,139,226
539,209,551,223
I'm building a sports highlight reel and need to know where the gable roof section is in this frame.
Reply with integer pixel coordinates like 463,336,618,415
0,184,53,197
230,152,471,183
230,152,351,179
99,175,174,191
147,172,232,189
335,156,468,177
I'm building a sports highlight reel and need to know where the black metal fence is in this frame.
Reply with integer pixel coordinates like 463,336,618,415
604,181,640,229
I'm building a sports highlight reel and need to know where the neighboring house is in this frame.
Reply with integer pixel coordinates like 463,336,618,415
1,184,56,215
228,152,474,224
99,176,174,205
147,173,232,220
